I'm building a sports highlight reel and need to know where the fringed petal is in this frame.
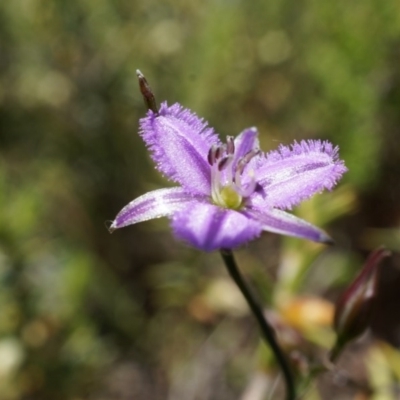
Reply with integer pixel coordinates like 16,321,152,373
254,140,347,209
139,102,219,195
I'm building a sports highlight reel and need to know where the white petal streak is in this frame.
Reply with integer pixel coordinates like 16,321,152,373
111,187,196,230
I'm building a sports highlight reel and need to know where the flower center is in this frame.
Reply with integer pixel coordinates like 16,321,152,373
219,185,242,209
207,137,260,210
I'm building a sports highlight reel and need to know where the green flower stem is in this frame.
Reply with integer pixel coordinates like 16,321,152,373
220,249,295,400
329,340,343,363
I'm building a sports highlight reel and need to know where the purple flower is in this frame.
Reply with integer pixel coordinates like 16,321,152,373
110,102,347,251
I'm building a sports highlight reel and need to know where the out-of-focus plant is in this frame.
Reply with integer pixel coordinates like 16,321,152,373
332,247,390,360
1,0,400,399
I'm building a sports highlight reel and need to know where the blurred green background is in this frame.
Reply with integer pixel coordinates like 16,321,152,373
1,0,400,399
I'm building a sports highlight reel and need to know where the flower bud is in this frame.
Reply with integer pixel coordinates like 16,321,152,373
331,247,390,360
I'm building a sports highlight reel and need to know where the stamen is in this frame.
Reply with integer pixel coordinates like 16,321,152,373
211,163,224,205
236,149,260,175
208,140,259,210
207,144,218,165
234,149,260,194
218,155,233,171
226,136,235,155
215,145,224,161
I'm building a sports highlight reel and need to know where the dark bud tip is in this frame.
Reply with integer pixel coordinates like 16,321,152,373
136,69,158,113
